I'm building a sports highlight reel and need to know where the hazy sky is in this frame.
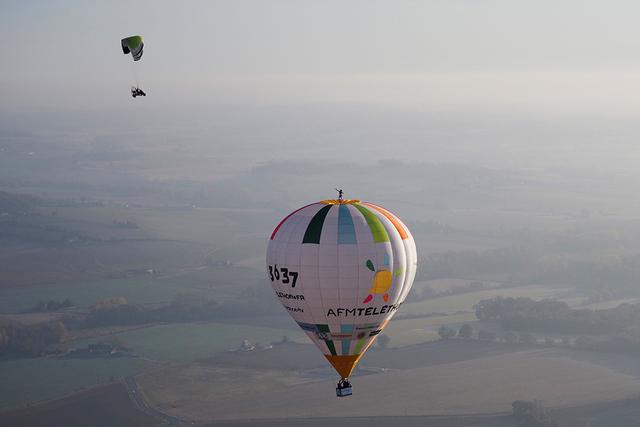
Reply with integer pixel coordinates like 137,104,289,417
3,0,640,114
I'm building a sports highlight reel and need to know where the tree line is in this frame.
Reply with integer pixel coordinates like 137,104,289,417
417,243,640,300
0,321,67,357
474,296,640,335
80,292,282,328
474,297,640,355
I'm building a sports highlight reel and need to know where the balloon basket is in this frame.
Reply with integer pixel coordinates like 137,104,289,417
336,379,353,397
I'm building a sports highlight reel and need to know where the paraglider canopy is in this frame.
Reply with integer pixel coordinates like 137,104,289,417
121,35,144,61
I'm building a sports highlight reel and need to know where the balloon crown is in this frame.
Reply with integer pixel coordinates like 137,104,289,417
320,199,360,205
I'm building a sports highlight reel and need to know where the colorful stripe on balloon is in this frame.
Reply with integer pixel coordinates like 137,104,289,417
270,202,409,245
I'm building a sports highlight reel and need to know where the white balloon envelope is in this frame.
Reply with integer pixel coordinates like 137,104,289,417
266,198,417,381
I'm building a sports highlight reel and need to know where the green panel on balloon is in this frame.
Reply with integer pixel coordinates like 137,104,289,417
354,204,390,243
317,324,337,355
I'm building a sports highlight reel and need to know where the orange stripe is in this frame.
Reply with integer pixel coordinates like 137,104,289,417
362,203,408,240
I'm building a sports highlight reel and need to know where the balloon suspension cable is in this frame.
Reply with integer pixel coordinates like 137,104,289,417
335,188,344,201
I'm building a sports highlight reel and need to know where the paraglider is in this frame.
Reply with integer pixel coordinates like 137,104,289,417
131,87,146,98
121,35,146,98
266,192,417,397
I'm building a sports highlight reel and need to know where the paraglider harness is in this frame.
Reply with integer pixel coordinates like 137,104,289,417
336,378,352,397
131,87,146,98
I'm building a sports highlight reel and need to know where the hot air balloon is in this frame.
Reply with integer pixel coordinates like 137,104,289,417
266,192,417,396
121,35,146,98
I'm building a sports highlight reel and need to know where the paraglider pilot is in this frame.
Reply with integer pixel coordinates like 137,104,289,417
131,87,146,98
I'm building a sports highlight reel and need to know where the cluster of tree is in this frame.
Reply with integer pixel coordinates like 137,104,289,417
0,220,90,245
42,197,105,208
439,325,562,346
450,323,640,357
29,298,73,313
84,299,147,327
81,292,282,328
0,321,67,357
512,400,560,427
438,323,474,340
91,297,128,311
474,297,640,335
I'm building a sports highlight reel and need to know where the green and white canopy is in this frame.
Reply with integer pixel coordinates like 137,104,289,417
121,35,144,61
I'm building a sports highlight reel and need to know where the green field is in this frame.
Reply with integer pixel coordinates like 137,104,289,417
0,278,176,313
75,322,304,363
401,284,562,316
385,313,478,347
0,321,303,410
0,264,263,313
121,206,275,262
140,344,640,421
580,298,640,310
0,357,151,409
30,203,272,271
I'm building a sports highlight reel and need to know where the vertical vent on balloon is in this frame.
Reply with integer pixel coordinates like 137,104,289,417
302,205,332,244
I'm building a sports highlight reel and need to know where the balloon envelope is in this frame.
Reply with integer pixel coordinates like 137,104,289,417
266,199,417,378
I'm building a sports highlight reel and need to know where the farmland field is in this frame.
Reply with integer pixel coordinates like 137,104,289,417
203,415,515,427
401,284,563,316
384,313,477,347
0,321,303,410
0,239,208,289
579,298,640,310
139,341,640,421
0,265,263,313
0,357,152,409
0,382,159,427
0,277,179,313
74,322,304,363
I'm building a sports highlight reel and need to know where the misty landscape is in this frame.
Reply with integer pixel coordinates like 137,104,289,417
4,1,640,426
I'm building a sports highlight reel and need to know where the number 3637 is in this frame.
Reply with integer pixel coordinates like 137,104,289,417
268,265,299,287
